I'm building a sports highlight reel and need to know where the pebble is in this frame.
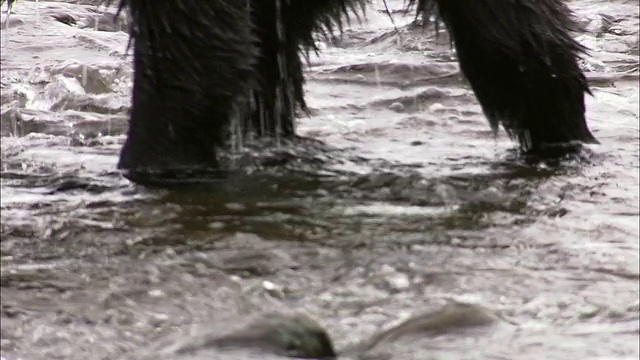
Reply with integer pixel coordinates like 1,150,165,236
384,272,411,291
388,102,404,112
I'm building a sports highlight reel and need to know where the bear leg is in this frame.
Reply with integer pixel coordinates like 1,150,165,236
116,0,259,183
413,0,599,156
244,0,366,140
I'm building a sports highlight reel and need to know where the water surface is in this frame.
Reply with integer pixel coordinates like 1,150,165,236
1,1,638,359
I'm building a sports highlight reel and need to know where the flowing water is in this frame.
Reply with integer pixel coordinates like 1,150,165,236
1,1,639,359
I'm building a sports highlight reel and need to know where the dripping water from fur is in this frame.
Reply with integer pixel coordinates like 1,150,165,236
231,102,242,154
274,0,285,147
35,0,40,29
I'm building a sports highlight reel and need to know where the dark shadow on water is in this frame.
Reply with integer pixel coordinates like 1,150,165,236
110,148,600,253
0,142,602,262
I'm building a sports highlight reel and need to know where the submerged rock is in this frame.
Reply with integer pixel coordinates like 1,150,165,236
155,303,502,360
172,313,336,359
346,302,501,356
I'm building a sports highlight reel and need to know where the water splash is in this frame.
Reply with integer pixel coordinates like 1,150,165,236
81,65,88,88
35,0,39,30
107,112,112,136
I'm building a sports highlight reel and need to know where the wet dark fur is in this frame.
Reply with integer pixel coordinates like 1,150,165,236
112,0,367,178
112,0,597,184
113,0,259,172
411,0,598,153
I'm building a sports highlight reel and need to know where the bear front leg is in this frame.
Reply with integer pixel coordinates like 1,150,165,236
415,0,599,156
117,0,258,184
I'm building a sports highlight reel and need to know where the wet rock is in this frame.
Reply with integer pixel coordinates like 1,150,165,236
29,75,86,111
77,12,130,33
0,107,22,137
53,95,128,114
0,86,30,108
49,60,123,94
51,13,77,26
219,248,299,277
382,271,410,292
601,38,633,54
544,207,569,218
173,313,336,359
1,108,128,138
580,13,610,36
261,280,286,299
388,102,404,112
350,302,500,354
577,303,601,319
